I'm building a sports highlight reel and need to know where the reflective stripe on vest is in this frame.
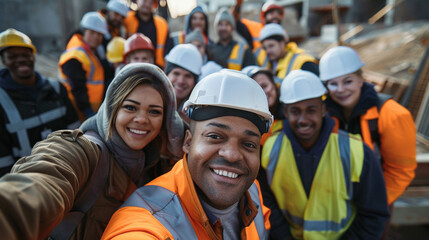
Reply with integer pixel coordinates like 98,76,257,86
0,86,67,157
0,155,15,168
247,183,269,239
228,42,247,70
261,130,364,239
154,16,168,68
123,185,198,239
172,31,185,46
123,182,266,239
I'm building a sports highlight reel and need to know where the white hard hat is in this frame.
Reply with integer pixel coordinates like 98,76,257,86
183,69,273,133
319,46,365,81
241,65,273,78
280,70,327,104
260,23,289,42
107,0,129,17
80,12,109,36
165,44,203,75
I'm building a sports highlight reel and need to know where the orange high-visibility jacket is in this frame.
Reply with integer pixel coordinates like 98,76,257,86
124,11,168,68
59,34,104,122
241,18,263,50
102,156,271,240
332,99,417,204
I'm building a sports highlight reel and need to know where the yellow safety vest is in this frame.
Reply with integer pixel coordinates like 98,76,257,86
261,130,364,239
228,42,248,70
254,46,269,68
268,42,318,87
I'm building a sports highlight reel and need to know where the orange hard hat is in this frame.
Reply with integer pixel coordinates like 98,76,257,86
123,33,155,59
260,1,284,23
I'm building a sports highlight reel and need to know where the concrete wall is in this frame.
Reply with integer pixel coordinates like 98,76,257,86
0,0,105,55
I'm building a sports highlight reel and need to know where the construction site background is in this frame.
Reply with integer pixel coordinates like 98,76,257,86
1,0,429,239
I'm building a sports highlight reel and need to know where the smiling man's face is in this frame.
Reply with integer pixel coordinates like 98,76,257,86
184,116,261,209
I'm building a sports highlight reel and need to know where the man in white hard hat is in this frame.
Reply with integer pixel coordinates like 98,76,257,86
260,69,389,239
59,12,108,122
101,0,129,41
102,69,272,239
207,8,255,71
259,23,318,86
163,44,203,121
0,28,79,177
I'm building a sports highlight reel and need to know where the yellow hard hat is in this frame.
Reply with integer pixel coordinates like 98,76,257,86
0,28,37,54
106,37,126,63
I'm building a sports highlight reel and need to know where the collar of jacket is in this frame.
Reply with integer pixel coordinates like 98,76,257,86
178,155,259,238
66,33,92,53
283,114,335,156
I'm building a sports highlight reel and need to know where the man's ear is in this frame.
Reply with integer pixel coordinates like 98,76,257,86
183,129,193,154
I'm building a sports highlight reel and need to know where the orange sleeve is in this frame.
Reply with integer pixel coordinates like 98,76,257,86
101,207,173,240
123,12,138,36
378,100,417,204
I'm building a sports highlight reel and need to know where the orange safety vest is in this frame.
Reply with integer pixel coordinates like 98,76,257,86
241,18,263,50
331,98,416,204
101,156,271,239
59,34,105,122
124,12,168,68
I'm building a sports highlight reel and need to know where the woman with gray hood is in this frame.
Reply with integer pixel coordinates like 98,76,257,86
171,5,213,46
0,63,185,240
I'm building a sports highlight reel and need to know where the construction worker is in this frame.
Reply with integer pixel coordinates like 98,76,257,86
123,33,155,64
123,0,173,68
164,44,202,119
233,0,285,51
59,12,108,122
319,46,417,216
0,28,79,177
0,63,185,239
171,5,213,46
242,65,284,145
101,69,273,239
100,0,129,42
207,8,255,71
260,23,318,86
260,69,390,239
185,29,222,81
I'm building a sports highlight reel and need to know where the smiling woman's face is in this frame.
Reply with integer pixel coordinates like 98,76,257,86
326,73,364,111
115,84,164,150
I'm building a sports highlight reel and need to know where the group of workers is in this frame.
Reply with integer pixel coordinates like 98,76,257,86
0,0,417,239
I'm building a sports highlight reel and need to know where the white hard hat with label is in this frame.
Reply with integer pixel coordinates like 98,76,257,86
280,70,327,104
319,46,365,81
165,44,203,75
80,12,109,36
107,0,129,18
260,23,289,42
183,69,273,133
